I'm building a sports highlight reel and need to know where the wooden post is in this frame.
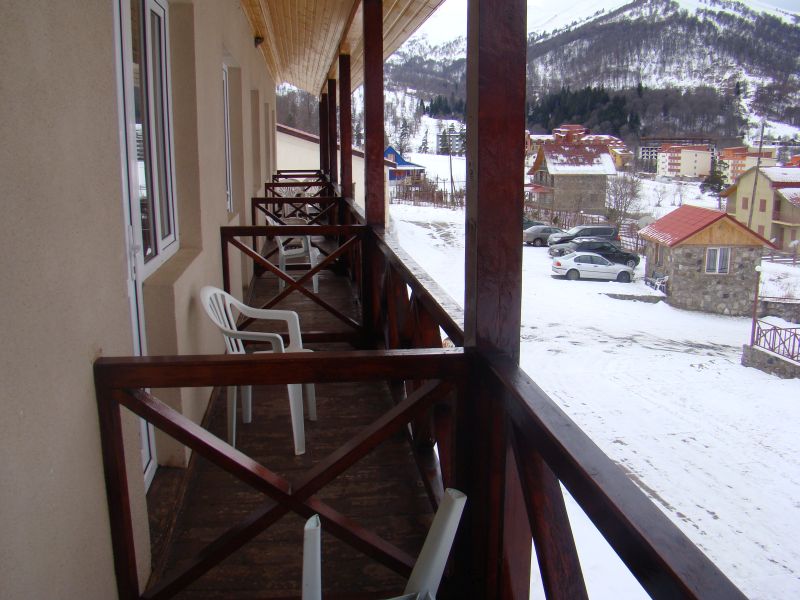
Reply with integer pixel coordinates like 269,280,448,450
319,94,329,175
327,78,338,185
363,0,384,227
339,54,353,199
457,0,532,598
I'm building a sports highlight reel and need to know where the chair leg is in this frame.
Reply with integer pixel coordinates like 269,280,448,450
278,255,286,291
288,383,306,455
302,515,322,600
242,385,253,423
312,273,319,294
404,488,467,597
227,386,237,447
304,383,317,421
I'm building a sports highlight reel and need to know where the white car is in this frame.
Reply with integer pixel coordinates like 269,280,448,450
551,251,634,282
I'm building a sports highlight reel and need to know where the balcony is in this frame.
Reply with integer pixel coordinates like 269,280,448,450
95,176,746,599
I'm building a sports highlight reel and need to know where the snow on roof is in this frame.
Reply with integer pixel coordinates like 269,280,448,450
778,187,800,208
542,144,617,175
761,167,800,184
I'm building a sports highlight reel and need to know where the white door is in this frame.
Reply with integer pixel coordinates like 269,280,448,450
115,0,178,490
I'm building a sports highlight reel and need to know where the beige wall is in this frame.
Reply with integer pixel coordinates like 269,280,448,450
728,170,776,241
0,0,277,597
277,129,372,212
0,1,147,597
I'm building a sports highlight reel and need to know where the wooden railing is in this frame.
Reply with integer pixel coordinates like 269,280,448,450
95,193,747,599
753,319,800,362
220,223,367,343
95,350,464,600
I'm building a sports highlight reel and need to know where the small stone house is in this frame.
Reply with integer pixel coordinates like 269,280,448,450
639,205,775,315
527,143,617,214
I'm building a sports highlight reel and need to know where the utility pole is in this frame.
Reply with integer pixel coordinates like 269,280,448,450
746,120,766,229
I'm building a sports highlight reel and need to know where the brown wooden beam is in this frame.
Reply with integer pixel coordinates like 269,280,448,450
339,54,353,199
460,0,530,597
363,0,385,227
510,427,589,600
327,78,338,184
319,94,329,174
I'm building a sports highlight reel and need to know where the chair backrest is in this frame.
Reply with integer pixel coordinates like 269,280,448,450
200,286,245,354
301,488,466,600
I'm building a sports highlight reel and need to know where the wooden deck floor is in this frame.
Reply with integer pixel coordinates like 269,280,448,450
147,255,434,599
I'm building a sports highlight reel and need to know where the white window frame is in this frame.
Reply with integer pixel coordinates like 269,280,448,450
705,247,731,274
223,64,234,212
122,0,179,280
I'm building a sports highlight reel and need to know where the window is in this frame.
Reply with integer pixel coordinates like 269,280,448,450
741,196,748,210
705,247,730,274
223,64,233,212
125,0,177,268
759,198,767,212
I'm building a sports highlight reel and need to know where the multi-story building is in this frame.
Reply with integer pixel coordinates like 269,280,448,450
723,166,800,250
656,144,713,178
718,146,778,183
639,135,717,166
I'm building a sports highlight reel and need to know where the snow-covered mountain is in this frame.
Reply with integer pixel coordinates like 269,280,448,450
384,0,799,141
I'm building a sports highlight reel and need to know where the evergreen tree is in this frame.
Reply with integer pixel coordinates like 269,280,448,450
700,159,728,209
397,118,411,155
419,128,430,154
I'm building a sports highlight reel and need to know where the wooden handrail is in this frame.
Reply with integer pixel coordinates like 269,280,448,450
487,352,747,600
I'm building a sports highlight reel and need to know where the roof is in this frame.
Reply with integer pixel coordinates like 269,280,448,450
240,0,445,94
638,205,774,248
761,167,800,185
384,145,425,169
777,187,800,208
541,144,617,175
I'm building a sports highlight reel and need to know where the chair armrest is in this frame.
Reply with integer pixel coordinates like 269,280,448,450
226,330,285,352
229,300,305,351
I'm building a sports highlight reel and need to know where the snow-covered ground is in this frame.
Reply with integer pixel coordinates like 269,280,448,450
388,203,800,599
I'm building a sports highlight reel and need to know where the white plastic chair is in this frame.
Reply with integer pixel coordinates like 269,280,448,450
302,488,467,599
200,286,316,455
267,215,321,294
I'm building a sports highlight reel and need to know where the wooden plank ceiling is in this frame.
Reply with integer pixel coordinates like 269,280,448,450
241,0,444,96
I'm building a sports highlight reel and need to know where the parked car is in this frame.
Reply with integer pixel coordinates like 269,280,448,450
551,251,634,282
547,224,619,246
523,217,547,230
548,238,640,267
524,225,565,246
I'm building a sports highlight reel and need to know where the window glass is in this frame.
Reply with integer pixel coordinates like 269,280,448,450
718,247,730,274
706,248,718,272
127,0,176,266
131,0,156,260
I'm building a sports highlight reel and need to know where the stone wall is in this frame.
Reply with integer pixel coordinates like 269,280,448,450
666,245,761,316
758,299,800,324
553,174,607,214
742,344,800,378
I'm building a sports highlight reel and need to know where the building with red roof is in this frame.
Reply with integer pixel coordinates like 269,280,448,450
722,166,800,251
638,205,774,315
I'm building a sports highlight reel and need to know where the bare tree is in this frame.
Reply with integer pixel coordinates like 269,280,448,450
606,172,642,224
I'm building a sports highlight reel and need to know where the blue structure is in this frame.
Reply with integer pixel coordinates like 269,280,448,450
384,145,426,182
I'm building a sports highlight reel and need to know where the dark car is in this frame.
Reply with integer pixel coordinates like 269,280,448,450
548,237,640,267
523,225,565,246
547,224,619,246
523,217,547,230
